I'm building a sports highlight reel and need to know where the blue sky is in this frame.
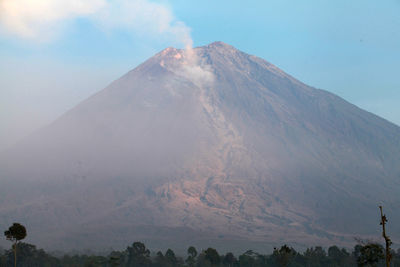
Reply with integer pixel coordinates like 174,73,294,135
0,0,399,150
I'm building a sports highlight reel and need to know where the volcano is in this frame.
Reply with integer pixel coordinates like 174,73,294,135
1,42,400,252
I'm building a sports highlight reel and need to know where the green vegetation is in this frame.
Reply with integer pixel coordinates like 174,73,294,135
0,208,394,266
4,223,27,267
1,241,400,267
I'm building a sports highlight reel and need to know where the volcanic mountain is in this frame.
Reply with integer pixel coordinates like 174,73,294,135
1,42,400,251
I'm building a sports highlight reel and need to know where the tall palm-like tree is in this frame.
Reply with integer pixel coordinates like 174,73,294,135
4,223,27,267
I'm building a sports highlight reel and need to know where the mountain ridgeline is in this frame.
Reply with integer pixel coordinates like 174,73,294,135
1,42,400,251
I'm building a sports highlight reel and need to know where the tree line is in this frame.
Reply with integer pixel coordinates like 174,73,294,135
2,205,395,267
2,240,400,267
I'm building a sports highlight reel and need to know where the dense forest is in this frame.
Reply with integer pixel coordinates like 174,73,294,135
1,241,400,267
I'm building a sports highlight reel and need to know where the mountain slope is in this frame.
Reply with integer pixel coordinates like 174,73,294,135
1,42,400,251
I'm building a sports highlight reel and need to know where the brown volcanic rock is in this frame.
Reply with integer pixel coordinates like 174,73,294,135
1,42,400,251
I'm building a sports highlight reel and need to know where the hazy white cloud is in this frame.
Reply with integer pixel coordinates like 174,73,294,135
0,0,105,39
0,0,192,47
94,0,192,48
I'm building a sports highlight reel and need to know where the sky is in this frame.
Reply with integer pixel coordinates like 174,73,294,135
0,0,399,151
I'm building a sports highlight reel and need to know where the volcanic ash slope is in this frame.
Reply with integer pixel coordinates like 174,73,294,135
1,42,400,250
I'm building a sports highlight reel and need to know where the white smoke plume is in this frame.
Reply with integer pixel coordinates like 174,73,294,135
0,0,192,48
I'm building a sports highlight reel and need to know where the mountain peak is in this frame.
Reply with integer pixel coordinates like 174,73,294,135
201,41,239,55
157,41,237,58
206,41,234,48
2,39,400,252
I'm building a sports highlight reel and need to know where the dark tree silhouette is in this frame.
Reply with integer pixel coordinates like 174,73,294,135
356,243,384,267
108,250,123,267
154,251,165,267
126,241,151,266
272,245,297,267
328,245,352,266
165,248,179,266
185,246,197,267
204,247,220,266
222,252,236,267
379,205,392,267
4,222,27,267
2,242,58,267
238,250,260,266
1,239,395,266
304,246,328,266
